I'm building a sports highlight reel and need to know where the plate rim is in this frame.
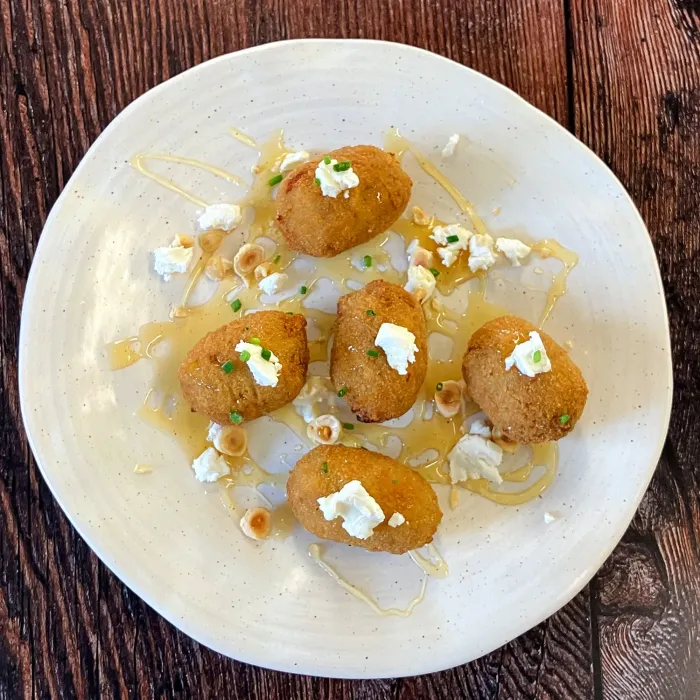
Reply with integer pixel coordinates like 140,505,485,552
18,38,673,678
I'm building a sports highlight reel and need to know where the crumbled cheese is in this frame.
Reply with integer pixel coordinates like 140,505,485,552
375,323,419,375
431,224,472,268
293,376,336,423
468,233,497,272
279,150,310,172
317,480,385,539
504,331,552,377
235,341,282,387
387,512,406,528
315,158,359,198
404,264,436,303
544,511,558,525
407,239,434,268
206,422,222,444
469,418,492,438
153,237,195,281
191,447,230,483
258,272,288,295
447,434,503,485
441,133,460,158
496,237,532,267
197,203,242,232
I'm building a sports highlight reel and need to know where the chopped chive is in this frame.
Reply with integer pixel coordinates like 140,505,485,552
231,299,242,312
533,350,542,363
392,479,399,484
313,177,321,186
286,311,294,315
261,348,272,361
322,462,329,473
343,422,354,430
250,337,261,345
273,254,281,264
300,285,308,295
446,234,460,243
436,382,443,392
239,350,251,362
429,267,440,278
268,174,283,186
333,161,351,172
367,349,379,358
221,360,234,374
366,309,376,316
559,413,571,425
337,387,348,397
323,155,331,165
363,255,372,268
229,411,243,424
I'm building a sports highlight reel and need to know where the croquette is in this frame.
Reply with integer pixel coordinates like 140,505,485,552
178,310,309,425
462,316,588,443
330,280,427,423
287,445,442,554
275,145,412,257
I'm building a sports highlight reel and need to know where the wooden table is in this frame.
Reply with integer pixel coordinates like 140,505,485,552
1,1,697,697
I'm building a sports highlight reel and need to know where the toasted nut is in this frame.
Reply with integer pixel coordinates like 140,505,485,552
411,206,431,227
435,380,464,418
205,255,234,281
407,239,434,268
199,230,224,253
173,234,195,248
234,243,266,281
307,414,342,445
240,507,272,540
212,424,248,457
254,261,274,281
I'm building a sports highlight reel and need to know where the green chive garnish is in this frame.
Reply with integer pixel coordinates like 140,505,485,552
323,156,331,165
273,254,281,264
366,309,376,316
559,414,571,425
300,285,308,295
322,462,329,473
250,337,261,345
446,234,460,243
230,411,243,423
221,360,234,374
436,382,443,391
268,174,283,186
343,423,354,430
333,161,351,172
286,311,294,315
313,177,321,186
231,299,242,312
392,479,398,484
337,387,348,397
533,350,542,363
363,255,372,268
261,348,272,361
239,350,251,362
429,268,440,278
367,349,379,358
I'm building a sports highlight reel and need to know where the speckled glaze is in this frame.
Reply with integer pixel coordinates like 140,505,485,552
18,40,672,678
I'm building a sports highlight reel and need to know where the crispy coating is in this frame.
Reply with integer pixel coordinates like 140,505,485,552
178,311,309,425
462,316,588,444
275,145,412,257
331,280,427,423
287,445,442,554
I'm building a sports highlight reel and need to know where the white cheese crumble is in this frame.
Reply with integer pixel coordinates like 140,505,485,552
279,150,310,172
375,323,419,375
317,480,385,539
197,203,242,232
469,418,492,438
258,271,288,295
447,434,503,485
441,133,460,158
235,341,282,387
404,264,436,304
407,239,434,268
468,233,497,272
315,158,359,198
504,331,552,377
544,511,558,525
496,237,532,267
153,237,195,281
293,376,336,423
191,447,230,483
431,224,472,268
387,512,406,528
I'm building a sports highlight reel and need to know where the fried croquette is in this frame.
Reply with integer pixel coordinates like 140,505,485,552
178,310,309,425
287,445,442,554
275,145,412,257
462,316,588,443
331,280,427,423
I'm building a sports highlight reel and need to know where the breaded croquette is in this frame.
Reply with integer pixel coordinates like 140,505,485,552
462,316,588,443
178,310,309,425
287,445,442,554
276,145,412,257
331,280,427,423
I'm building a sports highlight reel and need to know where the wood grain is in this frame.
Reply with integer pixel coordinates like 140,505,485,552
0,0,695,698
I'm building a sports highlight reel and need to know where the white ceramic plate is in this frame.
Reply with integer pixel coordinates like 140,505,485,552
19,39,672,678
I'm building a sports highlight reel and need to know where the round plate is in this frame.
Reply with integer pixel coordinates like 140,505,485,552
19,39,672,678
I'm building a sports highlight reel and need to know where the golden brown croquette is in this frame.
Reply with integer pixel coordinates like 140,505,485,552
287,445,442,554
178,311,309,425
275,145,412,257
462,316,588,444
